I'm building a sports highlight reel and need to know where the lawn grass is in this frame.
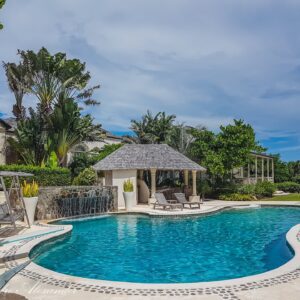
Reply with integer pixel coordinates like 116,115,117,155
263,193,300,201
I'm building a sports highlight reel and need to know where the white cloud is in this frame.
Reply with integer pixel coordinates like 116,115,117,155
1,0,300,159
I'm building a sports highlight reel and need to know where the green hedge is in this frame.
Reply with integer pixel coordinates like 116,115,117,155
254,181,276,198
276,182,300,193
219,193,254,201
72,167,96,186
0,165,71,186
218,181,276,200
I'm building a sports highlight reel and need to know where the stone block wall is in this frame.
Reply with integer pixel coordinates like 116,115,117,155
36,185,118,220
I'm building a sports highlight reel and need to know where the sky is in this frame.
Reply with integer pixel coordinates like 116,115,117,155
1,0,300,161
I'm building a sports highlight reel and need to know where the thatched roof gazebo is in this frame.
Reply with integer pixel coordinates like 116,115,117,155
93,144,206,208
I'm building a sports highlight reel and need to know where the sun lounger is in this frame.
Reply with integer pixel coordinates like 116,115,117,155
153,193,183,210
174,193,201,209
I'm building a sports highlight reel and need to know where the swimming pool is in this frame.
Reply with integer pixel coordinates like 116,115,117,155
31,207,300,283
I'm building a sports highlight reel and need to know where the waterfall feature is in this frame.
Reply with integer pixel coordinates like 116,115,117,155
56,189,113,218
37,186,118,220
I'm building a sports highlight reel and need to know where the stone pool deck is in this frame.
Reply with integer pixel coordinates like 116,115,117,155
1,200,300,300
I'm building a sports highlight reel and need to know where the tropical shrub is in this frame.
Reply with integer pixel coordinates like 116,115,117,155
72,167,96,186
69,153,96,178
211,181,238,198
255,181,276,198
276,182,300,193
0,165,71,186
69,144,123,178
123,179,134,192
22,180,39,197
46,151,59,168
292,175,300,184
96,144,123,161
218,181,275,199
237,184,256,195
219,193,253,201
197,179,213,199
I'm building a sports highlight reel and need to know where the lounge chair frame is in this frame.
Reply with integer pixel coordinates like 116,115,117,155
174,193,201,209
0,172,32,229
153,192,183,210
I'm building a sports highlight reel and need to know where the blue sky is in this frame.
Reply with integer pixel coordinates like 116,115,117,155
1,0,300,161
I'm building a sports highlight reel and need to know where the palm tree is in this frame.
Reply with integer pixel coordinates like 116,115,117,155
4,48,100,115
167,124,195,155
0,0,5,30
4,48,102,166
3,62,28,120
130,110,176,144
130,110,154,143
151,111,176,144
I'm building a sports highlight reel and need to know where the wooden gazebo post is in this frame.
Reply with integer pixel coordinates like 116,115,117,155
192,170,197,196
189,170,200,202
183,170,188,187
150,168,157,198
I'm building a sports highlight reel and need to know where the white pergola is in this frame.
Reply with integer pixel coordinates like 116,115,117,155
234,152,275,184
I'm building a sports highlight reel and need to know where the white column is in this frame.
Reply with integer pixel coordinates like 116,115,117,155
261,158,264,181
267,158,270,181
139,170,144,180
247,164,250,184
255,156,258,183
184,170,189,186
192,170,197,196
150,168,157,198
272,159,274,182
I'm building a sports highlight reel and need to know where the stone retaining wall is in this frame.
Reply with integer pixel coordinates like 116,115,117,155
36,185,118,220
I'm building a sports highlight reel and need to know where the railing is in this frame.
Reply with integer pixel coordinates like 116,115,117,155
239,177,274,184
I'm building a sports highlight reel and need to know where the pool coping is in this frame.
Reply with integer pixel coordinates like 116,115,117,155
1,203,300,299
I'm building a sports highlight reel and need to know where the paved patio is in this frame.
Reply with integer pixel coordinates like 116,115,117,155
1,200,300,300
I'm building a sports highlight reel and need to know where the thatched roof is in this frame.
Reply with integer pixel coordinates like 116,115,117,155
93,144,206,171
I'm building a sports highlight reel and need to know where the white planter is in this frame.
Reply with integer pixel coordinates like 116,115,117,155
23,196,38,225
123,192,134,210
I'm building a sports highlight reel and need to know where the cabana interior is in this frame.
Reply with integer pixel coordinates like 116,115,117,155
93,144,206,208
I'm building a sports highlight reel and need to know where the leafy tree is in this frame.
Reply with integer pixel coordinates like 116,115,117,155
189,127,225,177
217,119,264,172
189,119,263,179
130,111,176,144
287,160,300,182
0,0,5,30
273,154,291,182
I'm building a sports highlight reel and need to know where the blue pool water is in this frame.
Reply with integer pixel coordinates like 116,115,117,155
31,207,300,283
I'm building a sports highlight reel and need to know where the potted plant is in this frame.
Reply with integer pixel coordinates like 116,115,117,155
22,180,39,225
123,179,134,210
